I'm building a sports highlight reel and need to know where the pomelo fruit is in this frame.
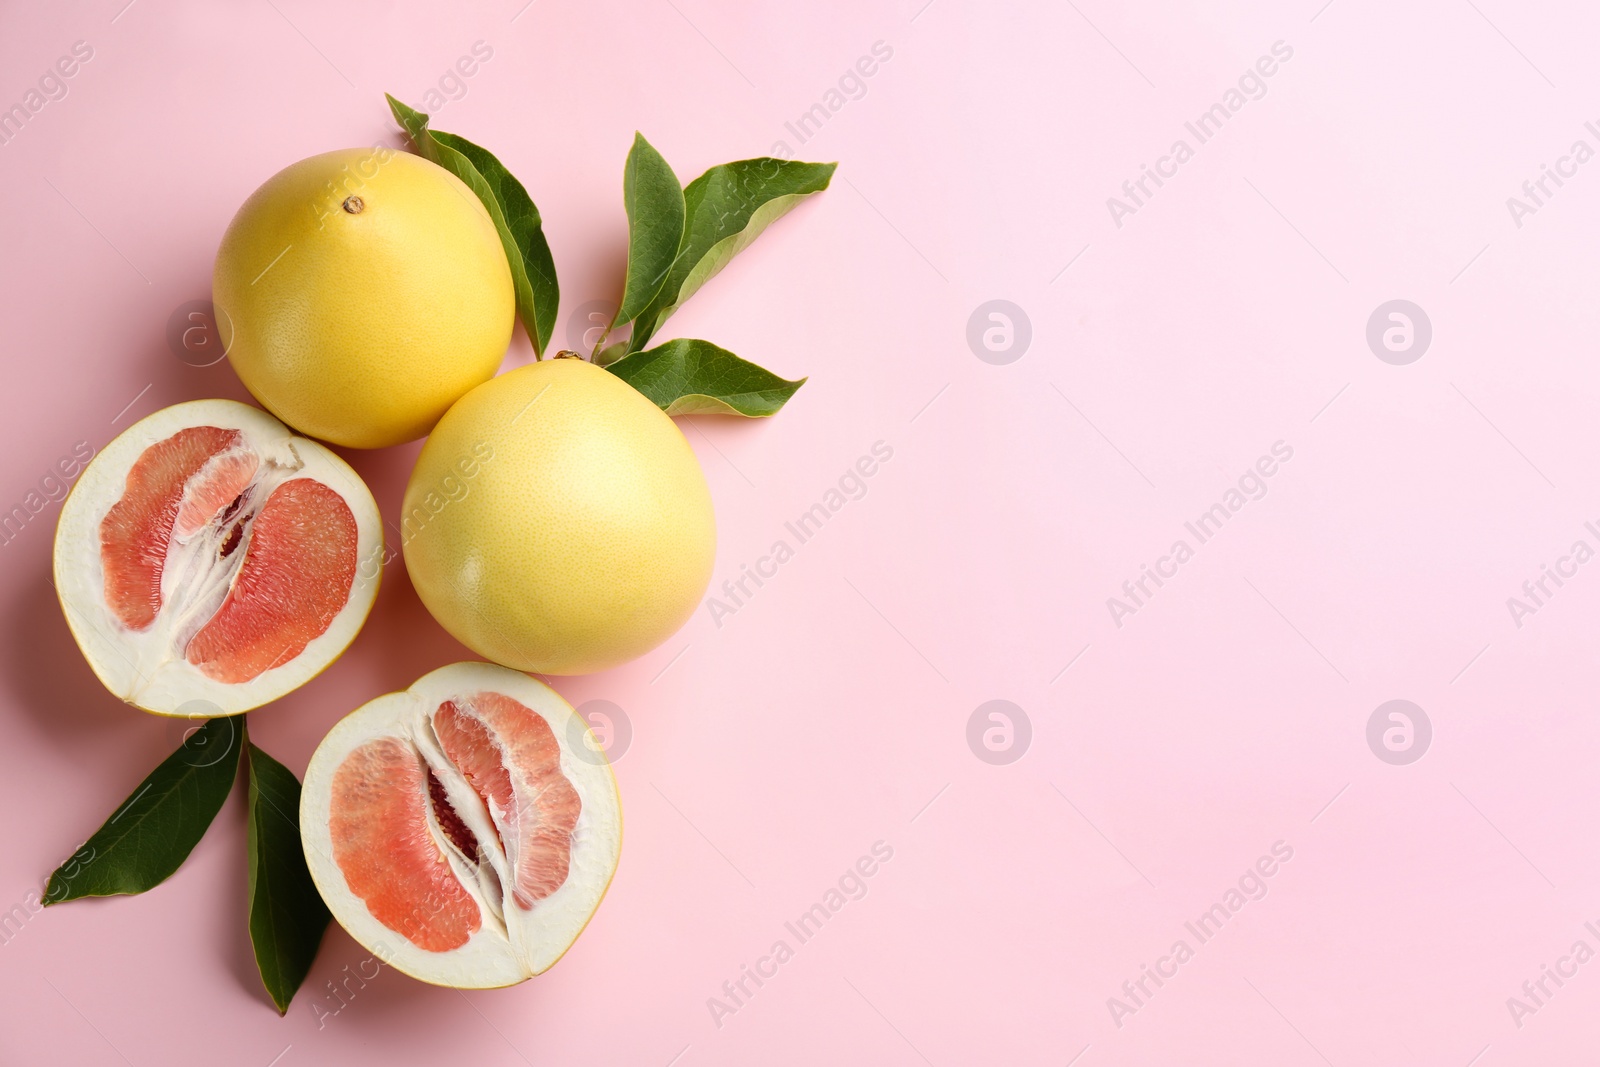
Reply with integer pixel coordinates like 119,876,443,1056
213,147,515,449
300,662,621,988
400,358,715,675
53,399,382,716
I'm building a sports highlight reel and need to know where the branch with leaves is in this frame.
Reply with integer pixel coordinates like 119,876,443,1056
387,97,833,417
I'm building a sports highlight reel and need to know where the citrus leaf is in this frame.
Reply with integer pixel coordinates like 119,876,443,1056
43,718,243,904
613,133,685,331
595,340,631,368
246,742,330,1015
387,94,559,356
629,158,835,352
606,338,805,416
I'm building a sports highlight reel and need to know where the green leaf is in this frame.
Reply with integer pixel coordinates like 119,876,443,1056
630,158,836,352
387,94,560,356
606,338,805,416
594,340,631,368
246,743,330,1015
44,718,242,904
613,134,685,331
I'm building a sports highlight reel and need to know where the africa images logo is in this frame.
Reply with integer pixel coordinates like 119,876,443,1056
1105,41,1294,228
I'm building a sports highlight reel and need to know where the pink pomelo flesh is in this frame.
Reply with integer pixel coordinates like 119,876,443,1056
185,478,358,682
330,737,483,953
435,694,581,908
328,692,581,952
101,425,240,629
301,662,621,988
98,425,358,684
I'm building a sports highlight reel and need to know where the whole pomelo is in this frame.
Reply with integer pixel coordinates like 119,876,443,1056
402,358,715,675
214,147,514,449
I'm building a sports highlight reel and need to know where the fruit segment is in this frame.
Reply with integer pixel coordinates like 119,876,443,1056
100,425,240,630
185,478,358,683
53,399,382,716
172,446,259,543
330,738,482,953
434,693,581,909
301,662,622,989
431,700,512,857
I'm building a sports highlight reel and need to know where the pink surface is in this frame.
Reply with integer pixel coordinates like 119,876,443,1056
1,0,1597,1063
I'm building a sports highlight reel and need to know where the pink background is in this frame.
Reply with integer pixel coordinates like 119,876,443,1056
2,0,1598,1063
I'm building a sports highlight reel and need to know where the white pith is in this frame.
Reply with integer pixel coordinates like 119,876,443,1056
300,662,623,989
53,399,382,717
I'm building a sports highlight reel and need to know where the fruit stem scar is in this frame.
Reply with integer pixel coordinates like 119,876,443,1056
342,196,365,215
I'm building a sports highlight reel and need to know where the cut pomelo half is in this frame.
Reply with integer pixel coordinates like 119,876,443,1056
301,662,622,988
54,399,382,716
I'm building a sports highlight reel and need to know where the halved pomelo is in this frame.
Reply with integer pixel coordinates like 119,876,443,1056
300,662,622,988
53,399,382,716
